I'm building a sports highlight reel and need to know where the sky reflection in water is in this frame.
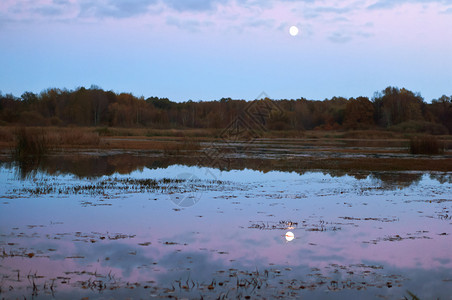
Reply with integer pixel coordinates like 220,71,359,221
0,165,451,299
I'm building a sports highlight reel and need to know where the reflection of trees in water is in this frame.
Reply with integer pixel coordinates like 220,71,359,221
3,154,166,178
369,172,424,190
6,155,46,180
0,153,195,179
1,152,449,190
429,173,452,184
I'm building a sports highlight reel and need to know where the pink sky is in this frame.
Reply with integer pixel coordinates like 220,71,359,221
1,0,451,101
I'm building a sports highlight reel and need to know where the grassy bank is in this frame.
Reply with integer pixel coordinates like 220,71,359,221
0,126,451,154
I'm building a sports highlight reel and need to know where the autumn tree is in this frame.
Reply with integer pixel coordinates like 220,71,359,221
344,97,375,129
21,92,38,105
0,85,451,134
430,95,452,134
267,108,290,130
89,86,110,126
373,87,423,127
0,93,20,123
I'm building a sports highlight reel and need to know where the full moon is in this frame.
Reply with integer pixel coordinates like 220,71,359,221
289,26,299,37
285,231,295,242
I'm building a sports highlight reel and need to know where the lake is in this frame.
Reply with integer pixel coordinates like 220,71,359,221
0,152,451,299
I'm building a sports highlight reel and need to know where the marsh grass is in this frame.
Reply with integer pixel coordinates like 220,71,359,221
11,127,50,178
12,127,100,179
409,135,444,155
147,128,217,138
56,128,100,146
13,127,100,151
343,130,396,139
0,127,14,142
94,126,112,136
163,138,201,155
14,127,49,159
391,121,448,135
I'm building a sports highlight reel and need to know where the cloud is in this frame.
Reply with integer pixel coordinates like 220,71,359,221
34,5,66,16
368,0,452,10
367,0,397,10
3,0,452,23
165,0,228,12
328,31,353,43
0,0,78,21
245,18,275,29
79,0,157,18
166,16,214,32
0,0,159,20
312,5,357,14
0,0,441,46
9,0,230,19
297,2,364,20
356,30,374,38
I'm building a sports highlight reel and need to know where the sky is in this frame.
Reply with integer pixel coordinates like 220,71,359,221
0,0,451,102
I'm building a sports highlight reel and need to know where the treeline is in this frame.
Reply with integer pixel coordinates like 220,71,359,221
0,86,451,134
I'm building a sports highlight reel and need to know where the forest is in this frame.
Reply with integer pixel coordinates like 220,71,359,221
1,86,451,134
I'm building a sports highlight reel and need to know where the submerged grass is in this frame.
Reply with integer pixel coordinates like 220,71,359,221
0,262,407,299
13,177,224,196
404,290,421,300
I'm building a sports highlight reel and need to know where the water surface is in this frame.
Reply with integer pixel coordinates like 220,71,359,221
0,164,451,299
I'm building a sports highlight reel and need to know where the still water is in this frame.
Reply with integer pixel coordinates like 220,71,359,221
0,162,451,299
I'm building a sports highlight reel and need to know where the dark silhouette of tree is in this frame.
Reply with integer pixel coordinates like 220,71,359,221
0,93,20,123
431,95,452,134
21,92,39,105
0,85,449,134
146,97,172,110
344,97,375,129
373,87,423,127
